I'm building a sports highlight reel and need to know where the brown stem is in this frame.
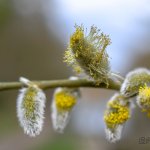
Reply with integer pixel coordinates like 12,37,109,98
0,77,123,91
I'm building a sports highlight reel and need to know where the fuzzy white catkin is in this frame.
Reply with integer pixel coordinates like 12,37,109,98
104,93,131,143
51,87,80,133
104,94,123,143
51,77,80,133
51,91,70,133
17,86,46,137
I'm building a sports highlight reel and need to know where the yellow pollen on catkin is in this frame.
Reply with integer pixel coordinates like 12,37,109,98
55,91,76,111
104,101,130,129
23,87,37,119
73,65,82,74
138,84,150,117
70,27,84,49
139,84,150,98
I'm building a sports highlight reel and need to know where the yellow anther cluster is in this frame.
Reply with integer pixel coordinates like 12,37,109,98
139,84,150,99
23,87,37,119
70,26,84,49
138,84,150,117
64,25,111,85
55,91,76,111
64,49,75,64
104,101,130,129
73,65,82,74
70,26,94,60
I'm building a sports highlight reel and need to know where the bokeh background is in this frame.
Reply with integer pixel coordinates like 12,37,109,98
0,0,150,150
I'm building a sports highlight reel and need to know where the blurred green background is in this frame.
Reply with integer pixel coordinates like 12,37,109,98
0,0,150,150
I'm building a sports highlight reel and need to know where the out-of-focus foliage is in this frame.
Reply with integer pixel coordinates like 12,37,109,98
32,136,78,150
0,0,12,28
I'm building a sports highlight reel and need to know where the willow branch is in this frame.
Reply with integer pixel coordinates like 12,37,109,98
0,76,123,91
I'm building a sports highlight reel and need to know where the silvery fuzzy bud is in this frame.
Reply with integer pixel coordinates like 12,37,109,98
120,68,150,98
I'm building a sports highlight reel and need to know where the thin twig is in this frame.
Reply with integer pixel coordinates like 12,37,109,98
0,77,123,91
111,72,125,82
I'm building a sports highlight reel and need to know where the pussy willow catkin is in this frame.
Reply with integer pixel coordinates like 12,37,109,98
17,77,46,137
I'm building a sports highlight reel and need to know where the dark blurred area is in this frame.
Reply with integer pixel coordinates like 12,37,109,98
0,0,150,150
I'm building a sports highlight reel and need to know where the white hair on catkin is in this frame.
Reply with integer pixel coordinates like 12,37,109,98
105,125,123,143
51,92,70,133
17,77,46,137
51,86,80,133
